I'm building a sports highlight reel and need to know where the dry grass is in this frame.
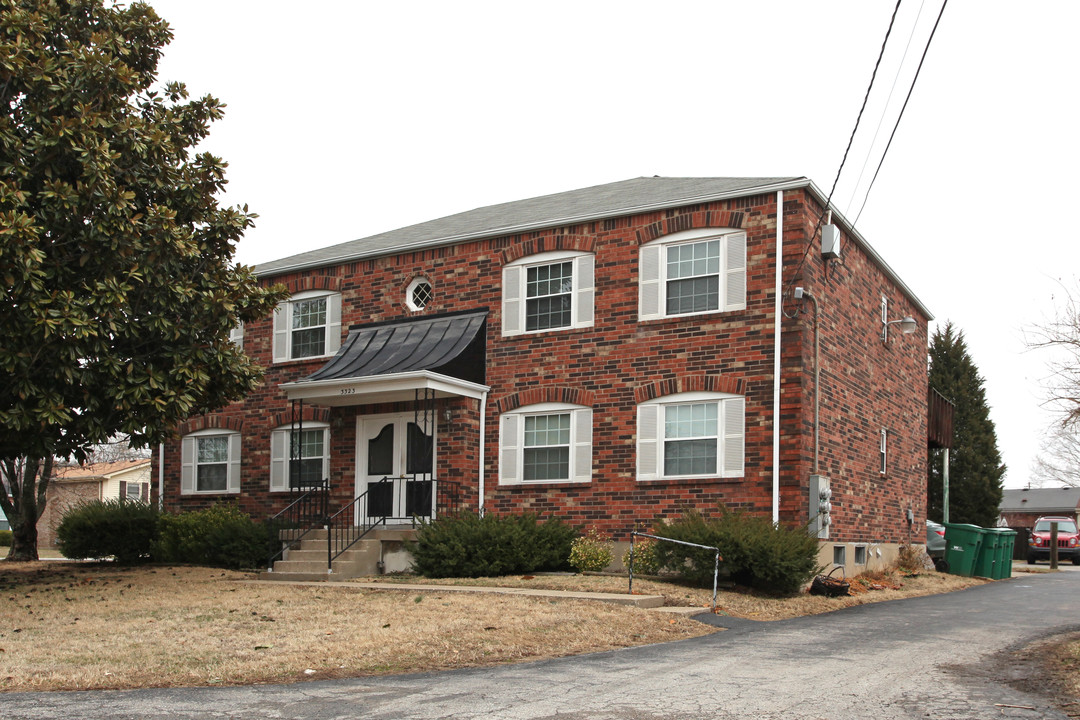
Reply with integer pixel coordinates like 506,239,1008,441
366,569,987,621
0,563,712,692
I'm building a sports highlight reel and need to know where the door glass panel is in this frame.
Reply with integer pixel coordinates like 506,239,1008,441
367,424,394,476
406,422,433,475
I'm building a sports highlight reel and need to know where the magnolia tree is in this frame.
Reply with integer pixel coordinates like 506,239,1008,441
0,0,286,560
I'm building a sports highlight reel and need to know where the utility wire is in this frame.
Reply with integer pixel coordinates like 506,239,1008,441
853,0,949,225
845,0,929,214
785,0,904,301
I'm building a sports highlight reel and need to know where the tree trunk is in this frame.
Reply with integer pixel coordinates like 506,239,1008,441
1,456,52,562
7,505,40,561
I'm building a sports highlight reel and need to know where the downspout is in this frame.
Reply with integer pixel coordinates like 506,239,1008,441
478,391,488,516
772,190,784,524
157,442,164,512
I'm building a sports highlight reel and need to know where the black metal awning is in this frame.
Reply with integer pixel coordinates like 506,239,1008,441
281,310,488,406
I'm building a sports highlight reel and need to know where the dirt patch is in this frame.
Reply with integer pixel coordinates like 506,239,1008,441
994,629,1080,716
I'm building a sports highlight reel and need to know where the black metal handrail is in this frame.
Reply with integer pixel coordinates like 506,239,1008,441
265,480,330,570
325,476,463,571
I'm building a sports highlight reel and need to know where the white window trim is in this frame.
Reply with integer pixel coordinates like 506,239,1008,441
880,429,888,475
272,290,342,363
270,421,331,492
502,250,594,337
229,322,244,349
499,402,592,485
881,295,889,343
636,391,744,481
639,228,747,321
405,277,433,312
180,429,241,495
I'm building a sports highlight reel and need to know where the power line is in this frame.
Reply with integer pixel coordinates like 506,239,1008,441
845,0,929,215
853,0,949,225
785,0,904,298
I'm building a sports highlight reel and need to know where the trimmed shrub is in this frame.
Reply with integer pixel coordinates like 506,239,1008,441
569,528,613,573
154,504,276,570
0,529,13,546
56,499,159,564
622,537,662,575
653,506,822,595
410,512,575,578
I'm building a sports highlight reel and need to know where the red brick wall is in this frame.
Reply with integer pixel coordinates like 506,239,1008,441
39,480,100,549
156,189,928,545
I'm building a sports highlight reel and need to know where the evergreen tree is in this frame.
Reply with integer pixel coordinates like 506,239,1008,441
927,322,1006,526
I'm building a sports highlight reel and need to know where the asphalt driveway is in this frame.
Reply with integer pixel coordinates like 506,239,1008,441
5,572,1080,720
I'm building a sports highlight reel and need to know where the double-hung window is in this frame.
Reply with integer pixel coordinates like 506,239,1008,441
272,291,342,362
637,392,744,481
181,430,241,494
270,422,331,491
639,229,746,320
499,403,592,484
502,252,594,336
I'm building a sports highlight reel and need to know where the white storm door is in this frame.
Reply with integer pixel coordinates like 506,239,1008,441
357,413,435,523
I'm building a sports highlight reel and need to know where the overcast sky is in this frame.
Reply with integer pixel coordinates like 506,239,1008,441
147,0,1080,489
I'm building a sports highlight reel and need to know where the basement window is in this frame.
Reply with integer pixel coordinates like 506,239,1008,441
833,545,846,566
854,545,868,565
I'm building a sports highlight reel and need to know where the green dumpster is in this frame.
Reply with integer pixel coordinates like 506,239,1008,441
943,523,985,577
994,529,1016,579
975,528,1006,578
980,528,1002,578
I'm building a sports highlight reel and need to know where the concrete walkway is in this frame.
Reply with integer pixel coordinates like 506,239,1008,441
240,578,710,614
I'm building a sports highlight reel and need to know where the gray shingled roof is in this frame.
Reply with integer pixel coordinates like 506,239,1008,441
253,175,931,318
1001,487,1080,513
254,177,803,276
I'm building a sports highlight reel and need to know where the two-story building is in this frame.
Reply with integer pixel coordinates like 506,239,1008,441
156,176,931,574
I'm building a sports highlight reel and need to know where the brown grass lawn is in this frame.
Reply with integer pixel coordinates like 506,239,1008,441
0,563,712,692
0,562,984,693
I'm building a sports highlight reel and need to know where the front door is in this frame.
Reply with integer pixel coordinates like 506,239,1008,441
357,413,435,523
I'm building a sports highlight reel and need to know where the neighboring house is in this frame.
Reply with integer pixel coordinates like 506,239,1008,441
156,176,931,575
38,459,152,549
999,487,1080,529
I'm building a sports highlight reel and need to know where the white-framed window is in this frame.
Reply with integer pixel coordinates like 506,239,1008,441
879,429,888,475
181,430,241,495
406,277,433,312
502,251,594,336
272,291,342,362
880,295,889,343
229,322,244,349
639,228,746,321
270,422,330,492
854,545,868,565
636,391,744,481
118,481,147,502
499,403,592,484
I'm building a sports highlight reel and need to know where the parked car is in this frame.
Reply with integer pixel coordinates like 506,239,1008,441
926,520,948,571
1027,516,1080,565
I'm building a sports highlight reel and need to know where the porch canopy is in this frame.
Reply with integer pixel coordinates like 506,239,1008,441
281,310,489,406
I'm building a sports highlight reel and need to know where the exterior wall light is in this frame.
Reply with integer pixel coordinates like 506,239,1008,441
882,316,917,342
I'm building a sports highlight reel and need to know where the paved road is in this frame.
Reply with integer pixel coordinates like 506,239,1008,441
6,572,1080,720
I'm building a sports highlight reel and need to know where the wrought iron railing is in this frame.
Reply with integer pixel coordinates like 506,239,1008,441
324,476,462,571
265,480,329,569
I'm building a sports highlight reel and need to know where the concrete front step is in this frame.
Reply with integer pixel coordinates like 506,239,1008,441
264,526,418,580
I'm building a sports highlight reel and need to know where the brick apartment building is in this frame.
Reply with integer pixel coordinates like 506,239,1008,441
155,177,931,572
